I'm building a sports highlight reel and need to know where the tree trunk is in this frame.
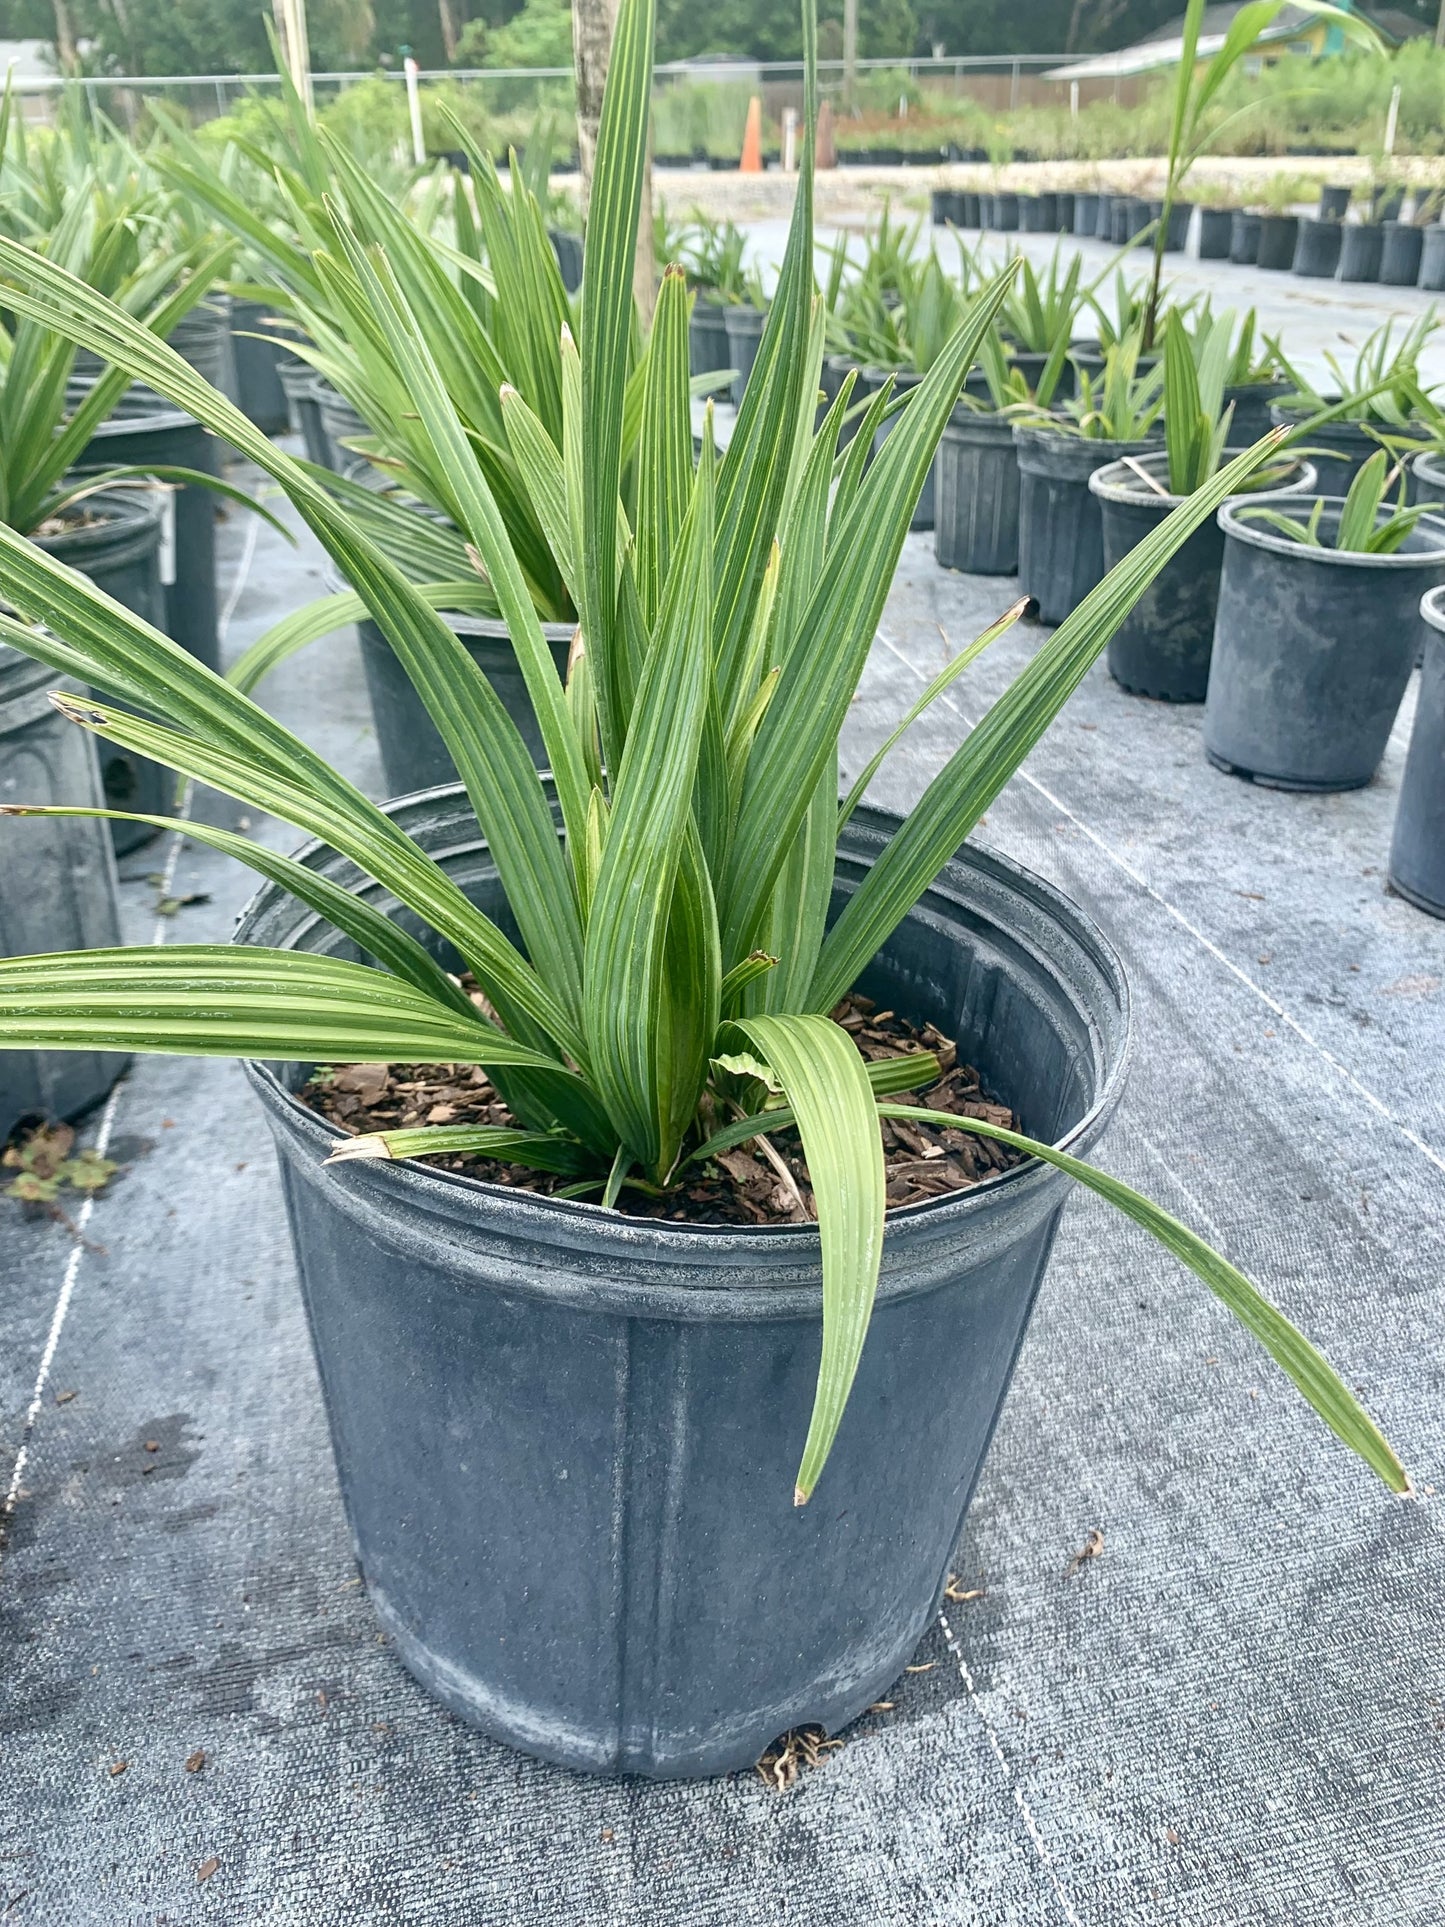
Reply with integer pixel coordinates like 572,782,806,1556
572,0,655,326
53,0,77,69
439,0,459,62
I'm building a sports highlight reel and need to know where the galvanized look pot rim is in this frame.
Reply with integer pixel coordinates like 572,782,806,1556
1217,497,1445,568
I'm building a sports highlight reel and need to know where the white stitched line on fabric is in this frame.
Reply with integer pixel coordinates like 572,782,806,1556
876,629,1445,1184
937,1609,1085,1927
1,480,265,1555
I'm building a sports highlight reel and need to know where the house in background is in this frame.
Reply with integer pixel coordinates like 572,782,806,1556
1045,1,1427,86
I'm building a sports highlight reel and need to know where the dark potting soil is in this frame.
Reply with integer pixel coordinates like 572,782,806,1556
301,993,1025,1226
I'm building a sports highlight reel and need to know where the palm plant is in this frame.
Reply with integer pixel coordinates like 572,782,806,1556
0,0,1406,1506
1159,311,1301,497
1243,447,1434,553
1016,332,1164,443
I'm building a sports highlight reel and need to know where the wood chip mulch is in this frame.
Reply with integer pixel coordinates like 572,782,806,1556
301,992,1025,1227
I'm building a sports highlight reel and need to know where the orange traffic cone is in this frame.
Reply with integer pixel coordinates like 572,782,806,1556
739,96,763,174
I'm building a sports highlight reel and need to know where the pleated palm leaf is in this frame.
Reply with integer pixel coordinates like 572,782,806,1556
0,0,1407,1505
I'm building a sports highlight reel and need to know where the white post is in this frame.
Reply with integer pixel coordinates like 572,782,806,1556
782,107,798,173
1384,82,1401,156
279,0,313,114
404,54,426,166
1070,78,1079,119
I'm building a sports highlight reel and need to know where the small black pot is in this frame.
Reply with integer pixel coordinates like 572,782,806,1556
931,188,952,225
1093,191,1113,239
1127,197,1154,246
1410,449,1445,510
1149,199,1192,251
935,409,1021,574
1197,207,1235,258
1372,186,1405,224
236,787,1130,1779
1,642,129,1141
1090,451,1316,703
723,304,767,407
865,368,934,530
33,490,171,853
1224,380,1290,445
825,355,869,445
688,298,730,378
1256,214,1300,270
278,362,330,466
1419,225,1445,292
74,393,222,680
1268,402,1426,498
1013,424,1162,624
315,382,371,472
992,191,1020,231
1292,216,1343,278
1338,223,1385,282
1108,197,1131,245
1074,192,1100,235
1389,585,1445,915
1230,212,1262,263
230,297,290,435
1205,500,1445,789
960,190,981,227
1319,184,1352,222
1380,221,1424,286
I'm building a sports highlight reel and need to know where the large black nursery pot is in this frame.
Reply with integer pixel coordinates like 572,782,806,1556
865,368,933,530
1291,215,1343,278
1108,196,1131,244
1256,214,1299,271
824,354,867,445
35,486,172,854
315,381,372,472
1090,451,1316,703
1410,449,1445,510
1338,222,1384,282
1093,191,1114,239
548,227,584,293
230,297,290,435
1418,226,1445,292
1,645,129,1143
1013,424,1161,624
1224,380,1290,444
1197,207,1234,258
1388,585,1445,916
1127,197,1154,245
1074,191,1100,235
1205,500,1445,790
1268,402,1420,498
1229,211,1262,263
1149,198,1191,251
687,296,730,378
991,190,1020,231
279,362,331,467
723,304,767,408
1318,183,1352,221
1380,220,1424,287
236,786,1130,1779
1372,185,1405,224
935,408,1020,574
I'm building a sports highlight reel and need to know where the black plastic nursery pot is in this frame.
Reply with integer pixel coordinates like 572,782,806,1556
1267,402,1424,498
279,363,331,467
1090,451,1316,704
1074,192,1099,235
1229,212,1262,263
1013,424,1161,625
357,609,573,793
960,191,981,227
315,382,371,473
991,191,1020,231
1338,222,1384,282
1419,226,1445,292
235,786,1130,1779
1224,380,1290,445
1204,500,1445,791
824,354,867,445
688,299,730,379
1127,197,1154,245
865,368,933,531
1108,198,1131,245
724,304,766,408
0,645,130,1143
935,409,1020,575
548,227,584,294
1410,449,1445,510
1319,183,1352,221
1291,216,1343,278
1256,214,1299,271
1389,585,1445,916
1380,221,1424,287
33,489,172,853
1197,207,1234,258
1093,191,1114,239
230,297,291,435
1149,199,1191,251
1373,186,1405,224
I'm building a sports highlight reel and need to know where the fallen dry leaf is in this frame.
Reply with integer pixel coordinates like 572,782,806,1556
185,1749,206,1773
1067,1528,1105,1577
196,1857,220,1884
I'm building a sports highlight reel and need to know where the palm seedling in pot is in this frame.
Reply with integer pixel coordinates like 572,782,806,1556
1090,312,1316,702
1206,450,1445,790
1012,331,1166,624
677,212,749,376
1270,311,1445,496
0,0,1407,1780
